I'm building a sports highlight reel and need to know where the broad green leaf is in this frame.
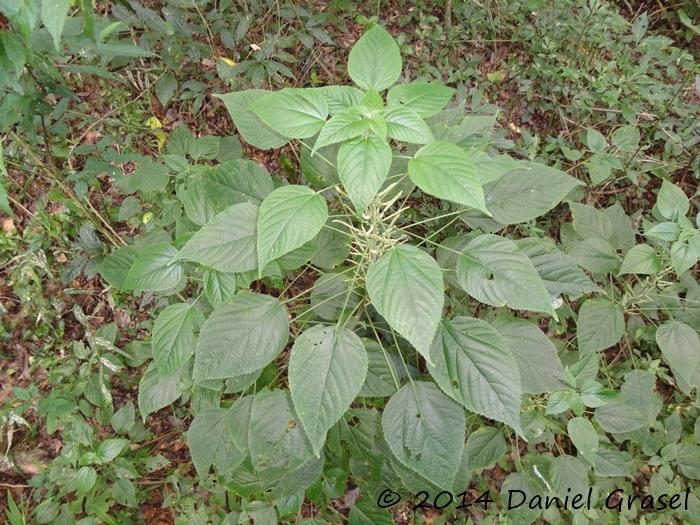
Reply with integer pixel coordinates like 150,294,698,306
202,159,274,207
456,234,554,315
178,203,258,273
111,402,135,435
656,180,690,220
671,240,696,275
567,417,598,465
576,298,625,355
568,238,620,274
645,221,680,242
311,221,351,269
202,269,237,308
337,135,392,214
97,245,138,289
594,446,634,477
152,303,205,376
257,185,328,275
188,407,244,477
382,106,433,144
0,145,11,215
366,245,444,361
189,136,220,161
123,243,183,291
117,161,169,194
595,370,662,434
483,163,582,224
348,500,394,525
408,141,487,212
492,317,566,394
289,325,368,455
41,0,70,50
194,293,288,381
516,238,600,299
358,340,400,397
463,426,507,473
316,85,364,114
214,90,288,150
656,321,700,395
471,152,521,185
429,317,523,434
314,108,368,151
386,82,454,117
382,381,465,489
250,88,329,139
248,390,322,496
570,202,635,250
611,125,640,153
586,128,607,152
309,272,359,321
549,455,589,497
96,439,128,464
74,466,97,494
619,244,660,275
138,363,188,419
347,25,401,91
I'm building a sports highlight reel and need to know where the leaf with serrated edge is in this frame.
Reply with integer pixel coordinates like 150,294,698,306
257,185,328,276
366,245,444,361
347,25,401,91
429,317,523,434
408,141,487,212
178,203,258,273
152,303,204,376
193,293,288,381
576,298,624,355
382,381,465,489
289,325,368,455
337,135,392,215
250,88,329,139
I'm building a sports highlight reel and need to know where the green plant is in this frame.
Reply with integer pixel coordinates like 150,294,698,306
98,22,654,520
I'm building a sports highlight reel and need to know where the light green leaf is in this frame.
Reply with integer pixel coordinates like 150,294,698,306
366,245,444,361
41,0,70,51
382,106,433,144
202,269,237,308
96,439,128,464
463,426,507,473
138,363,188,419
586,128,608,152
314,108,368,151
492,317,566,394
645,221,680,242
316,85,365,114
0,145,11,215
483,163,582,224
569,238,620,274
201,159,274,207
214,90,289,150
337,135,392,214
671,241,696,276
347,25,401,91
549,455,589,497
386,82,454,117
567,417,598,465
189,136,220,161
595,370,662,434
348,500,394,525
358,340,400,397
382,381,465,489
577,298,625,355
595,446,634,477
611,125,640,153
657,180,690,220
123,243,183,292
408,141,487,212
193,292,288,381
456,234,553,315
619,244,661,275
289,325,368,455
188,406,245,477
257,185,328,275
152,303,205,377
97,245,138,289
178,203,258,273
74,466,97,494
248,390,321,494
250,88,329,139
429,317,523,434
309,272,359,321
656,321,700,395
516,238,600,299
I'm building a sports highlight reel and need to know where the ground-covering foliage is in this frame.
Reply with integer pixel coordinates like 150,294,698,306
1,1,699,524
